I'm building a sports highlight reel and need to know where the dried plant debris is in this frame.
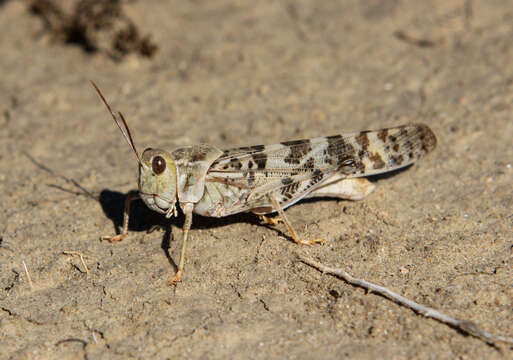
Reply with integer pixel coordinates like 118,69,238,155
30,0,158,60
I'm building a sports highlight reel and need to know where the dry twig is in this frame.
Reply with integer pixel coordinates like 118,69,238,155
63,251,90,275
22,260,34,289
298,255,513,346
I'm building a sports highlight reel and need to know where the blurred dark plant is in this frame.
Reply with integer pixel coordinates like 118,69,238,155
29,0,158,60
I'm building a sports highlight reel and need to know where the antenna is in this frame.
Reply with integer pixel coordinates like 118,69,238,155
90,81,143,167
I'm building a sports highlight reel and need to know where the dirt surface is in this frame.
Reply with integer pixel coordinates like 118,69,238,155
1,1,512,359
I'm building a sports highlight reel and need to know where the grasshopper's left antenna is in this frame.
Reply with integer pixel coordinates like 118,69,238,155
90,80,143,167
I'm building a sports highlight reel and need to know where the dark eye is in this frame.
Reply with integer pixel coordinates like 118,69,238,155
152,156,166,174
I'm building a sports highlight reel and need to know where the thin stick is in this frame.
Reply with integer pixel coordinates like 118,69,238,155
298,255,513,346
63,251,90,275
22,260,34,289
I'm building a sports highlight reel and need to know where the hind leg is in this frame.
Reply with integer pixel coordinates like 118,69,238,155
269,195,324,246
306,176,375,201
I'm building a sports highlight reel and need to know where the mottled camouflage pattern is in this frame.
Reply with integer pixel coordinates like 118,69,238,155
192,123,436,217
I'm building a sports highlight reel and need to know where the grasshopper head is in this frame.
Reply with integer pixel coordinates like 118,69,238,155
139,148,178,218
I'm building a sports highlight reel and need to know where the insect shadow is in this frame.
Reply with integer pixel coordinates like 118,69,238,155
98,189,266,269
99,189,176,267
367,164,413,181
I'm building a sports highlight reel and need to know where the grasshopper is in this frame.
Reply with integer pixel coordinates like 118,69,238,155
92,82,437,285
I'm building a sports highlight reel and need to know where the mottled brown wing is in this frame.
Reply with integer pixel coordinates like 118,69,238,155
208,124,436,183
203,123,436,213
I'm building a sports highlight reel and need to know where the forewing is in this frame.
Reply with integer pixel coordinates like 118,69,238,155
208,123,436,186
204,123,436,214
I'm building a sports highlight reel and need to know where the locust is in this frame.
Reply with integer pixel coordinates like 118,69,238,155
91,82,437,285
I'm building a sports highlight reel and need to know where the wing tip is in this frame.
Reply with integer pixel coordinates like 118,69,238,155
413,123,437,154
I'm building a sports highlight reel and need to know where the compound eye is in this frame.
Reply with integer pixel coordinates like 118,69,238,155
152,156,166,175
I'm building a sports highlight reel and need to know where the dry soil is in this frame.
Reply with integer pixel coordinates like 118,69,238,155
1,1,512,359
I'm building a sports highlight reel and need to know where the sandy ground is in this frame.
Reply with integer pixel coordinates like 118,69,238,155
1,1,512,359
